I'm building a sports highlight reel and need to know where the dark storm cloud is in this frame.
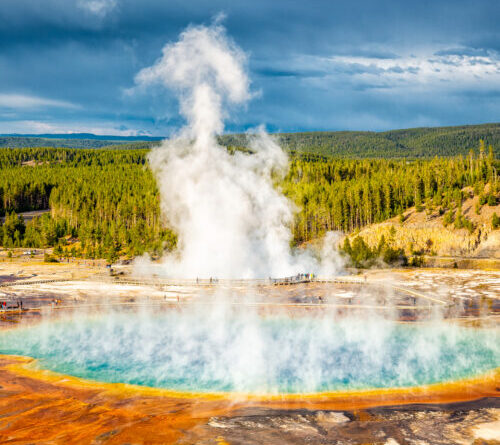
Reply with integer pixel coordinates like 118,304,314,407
255,68,327,79
0,0,499,134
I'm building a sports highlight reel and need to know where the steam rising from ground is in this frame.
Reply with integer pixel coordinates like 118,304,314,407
1,306,498,394
135,22,336,278
113,23,500,398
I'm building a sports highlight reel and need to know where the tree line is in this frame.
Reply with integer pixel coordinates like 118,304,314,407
0,148,174,261
221,123,500,158
282,141,498,243
0,142,498,261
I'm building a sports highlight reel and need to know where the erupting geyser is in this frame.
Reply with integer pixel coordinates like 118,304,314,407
134,21,336,279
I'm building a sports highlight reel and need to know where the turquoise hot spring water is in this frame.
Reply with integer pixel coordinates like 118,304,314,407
0,309,498,394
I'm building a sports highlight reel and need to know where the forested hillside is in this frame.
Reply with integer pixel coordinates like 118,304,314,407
221,123,500,158
283,141,498,243
0,137,160,150
1,122,499,158
0,148,175,260
0,141,498,262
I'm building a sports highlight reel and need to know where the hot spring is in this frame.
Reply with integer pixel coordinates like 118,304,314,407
0,307,498,395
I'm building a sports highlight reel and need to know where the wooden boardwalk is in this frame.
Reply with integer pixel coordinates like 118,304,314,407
0,275,453,313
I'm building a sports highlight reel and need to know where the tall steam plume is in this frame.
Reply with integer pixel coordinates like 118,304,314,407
135,22,337,278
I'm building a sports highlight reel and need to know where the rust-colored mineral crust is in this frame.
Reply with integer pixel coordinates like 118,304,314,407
0,355,498,444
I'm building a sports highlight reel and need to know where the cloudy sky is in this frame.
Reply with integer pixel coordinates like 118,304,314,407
0,0,499,136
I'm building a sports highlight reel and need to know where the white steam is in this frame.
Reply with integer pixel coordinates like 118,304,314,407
135,22,335,278
2,306,498,395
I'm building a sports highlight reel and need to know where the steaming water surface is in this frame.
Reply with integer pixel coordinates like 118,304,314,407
0,310,498,394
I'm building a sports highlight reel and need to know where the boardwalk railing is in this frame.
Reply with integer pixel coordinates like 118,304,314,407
102,276,365,287
0,278,76,288
0,275,453,312
0,275,364,290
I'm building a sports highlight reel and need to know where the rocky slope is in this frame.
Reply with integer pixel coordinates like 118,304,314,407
348,190,500,260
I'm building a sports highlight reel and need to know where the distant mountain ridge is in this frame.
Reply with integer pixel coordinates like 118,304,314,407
0,122,499,158
0,136,162,150
220,122,500,158
0,133,164,141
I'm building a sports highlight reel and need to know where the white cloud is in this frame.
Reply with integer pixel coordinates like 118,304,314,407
328,50,500,91
0,120,142,136
0,94,79,110
77,0,117,18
